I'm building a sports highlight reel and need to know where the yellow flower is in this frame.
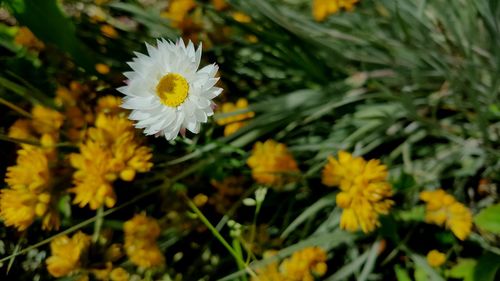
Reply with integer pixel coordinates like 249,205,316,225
31,105,65,135
0,188,41,231
232,11,252,23
247,140,300,187
70,112,152,209
15,26,45,50
55,86,75,107
88,113,134,145
427,250,446,267
217,98,255,136
161,0,196,28
210,177,244,213
90,262,113,280
420,189,473,240
1,144,59,230
312,0,359,22
96,95,123,115
8,119,33,140
5,145,50,192
251,260,282,281
110,267,129,281
70,141,117,209
252,247,328,281
322,151,393,233
89,114,153,180
124,214,165,268
66,106,87,141
95,63,110,74
101,24,118,38
193,193,209,207
46,231,91,278
281,247,328,281
124,213,161,242
110,133,153,181
212,0,228,11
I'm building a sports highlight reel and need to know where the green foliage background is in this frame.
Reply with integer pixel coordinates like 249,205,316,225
0,0,499,280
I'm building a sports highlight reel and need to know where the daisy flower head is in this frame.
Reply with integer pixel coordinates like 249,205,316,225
120,38,222,141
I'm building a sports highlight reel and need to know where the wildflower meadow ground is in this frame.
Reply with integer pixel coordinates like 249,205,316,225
0,0,499,280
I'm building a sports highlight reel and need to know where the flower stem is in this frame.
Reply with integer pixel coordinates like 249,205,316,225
92,206,104,243
0,134,41,146
0,97,32,118
185,197,256,278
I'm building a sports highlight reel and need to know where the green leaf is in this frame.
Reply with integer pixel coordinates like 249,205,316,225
358,240,382,281
219,229,356,281
475,204,500,234
473,253,500,281
447,259,476,281
280,193,336,239
5,0,97,71
325,249,369,281
415,266,428,281
395,265,412,281
396,206,426,222
57,195,71,218
409,253,446,281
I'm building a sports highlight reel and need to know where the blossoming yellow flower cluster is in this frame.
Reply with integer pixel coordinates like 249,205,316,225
0,105,64,231
420,189,473,240
54,82,92,141
70,107,153,210
426,250,446,267
322,151,393,233
46,231,91,278
46,230,127,281
124,213,165,268
312,0,360,21
2,101,67,232
0,144,59,231
101,24,118,39
281,247,328,281
210,177,244,213
8,105,64,142
252,247,328,281
212,0,229,11
161,0,196,28
217,98,255,136
15,26,45,51
247,140,299,187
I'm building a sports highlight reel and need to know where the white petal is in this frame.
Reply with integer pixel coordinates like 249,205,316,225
121,96,158,110
118,37,220,141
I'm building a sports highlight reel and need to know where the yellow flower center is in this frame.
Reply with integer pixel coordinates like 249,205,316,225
155,73,189,107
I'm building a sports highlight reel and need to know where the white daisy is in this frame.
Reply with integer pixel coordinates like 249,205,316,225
119,38,222,140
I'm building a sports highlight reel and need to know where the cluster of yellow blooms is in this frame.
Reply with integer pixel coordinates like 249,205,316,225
426,250,446,267
46,231,91,278
124,213,165,268
1,81,153,231
247,140,300,187
312,0,360,21
322,151,394,233
420,189,473,240
69,109,153,210
209,177,244,213
1,104,65,231
161,0,197,28
0,145,59,231
252,247,328,281
46,231,129,281
160,0,254,44
14,26,45,51
216,98,255,136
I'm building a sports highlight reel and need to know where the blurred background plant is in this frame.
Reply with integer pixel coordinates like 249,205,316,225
0,0,499,280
